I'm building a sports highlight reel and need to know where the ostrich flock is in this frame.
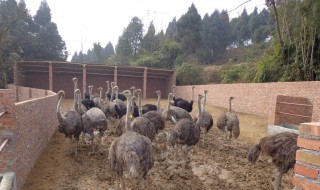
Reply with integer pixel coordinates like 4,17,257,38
56,77,298,190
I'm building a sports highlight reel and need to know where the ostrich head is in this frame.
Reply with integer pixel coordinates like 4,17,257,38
135,89,141,95
204,90,208,94
155,90,161,96
230,97,234,100
72,77,78,87
58,90,65,99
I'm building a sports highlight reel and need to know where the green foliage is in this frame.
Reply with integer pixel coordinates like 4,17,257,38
176,62,203,85
220,63,256,83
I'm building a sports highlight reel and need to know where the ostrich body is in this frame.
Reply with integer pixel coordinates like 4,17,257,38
199,90,213,145
167,94,203,165
141,90,165,133
247,132,298,190
81,104,108,153
216,96,240,149
56,90,82,157
109,90,154,190
162,93,193,123
174,86,195,112
93,87,104,109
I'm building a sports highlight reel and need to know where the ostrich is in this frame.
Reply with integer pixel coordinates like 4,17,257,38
105,81,111,100
130,90,156,141
135,89,157,114
93,87,104,109
56,90,82,157
109,90,154,190
199,90,213,145
81,98,108,153
174,86,195,112
113,86,127,111
172,85,183,102
141,90,165,133
162,93,193,123
247,132,298,190
114,96,136,137
167,94,203,166
110,82,127,101
216,96,240,150
81,85,95,110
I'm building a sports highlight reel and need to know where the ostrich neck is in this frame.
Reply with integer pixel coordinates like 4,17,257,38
167,94,171,110
157,93,160,112
89,87,93,100
99,89,102,104
56,94,63,122
125,95,132,131
229,99,232,112
111,88,114,100
73,81,78,109
198,96,202,118
203,93,207,112
138,93,142,116
77,92,83,114
172,87,175,97
192,88,194,102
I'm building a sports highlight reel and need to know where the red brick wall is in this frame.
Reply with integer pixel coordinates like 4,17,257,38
0,87,58,189
175,82,320,123
292,122,320,190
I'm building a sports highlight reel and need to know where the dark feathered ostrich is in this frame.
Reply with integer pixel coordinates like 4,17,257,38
81,85,95,110
247,132,298,190
171,85,183,103
56,90,83,157
134,89,157,115
109,90,154,190
216,96,240,150
167,94,203,166
173,86,195,112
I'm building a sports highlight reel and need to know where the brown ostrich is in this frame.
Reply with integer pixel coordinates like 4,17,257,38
56,90,82,157
247,132,298,190
216,96,240,150
141,90,165,133
167,94,203,166
109,90,154,190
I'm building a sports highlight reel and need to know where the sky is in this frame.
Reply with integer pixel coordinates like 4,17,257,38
23,0,267,61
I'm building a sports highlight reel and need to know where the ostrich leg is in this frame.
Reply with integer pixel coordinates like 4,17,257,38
119,175,126,190
139,178,145,190
273,169,283,190
220,126,228,150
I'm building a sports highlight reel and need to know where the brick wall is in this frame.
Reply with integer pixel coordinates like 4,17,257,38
292,122,320,190
175,81,320,123
0,86,58,189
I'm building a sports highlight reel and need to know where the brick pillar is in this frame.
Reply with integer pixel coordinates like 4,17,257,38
292,122,320,189
83,64,87,95
114,66,118,85
143,68,147,99
166,70,176,97
48,62,53,91
0,89,16,173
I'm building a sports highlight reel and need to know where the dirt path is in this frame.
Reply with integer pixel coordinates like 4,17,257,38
22,99,294,190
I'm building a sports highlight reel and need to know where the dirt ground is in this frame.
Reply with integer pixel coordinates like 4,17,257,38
22,98,294,190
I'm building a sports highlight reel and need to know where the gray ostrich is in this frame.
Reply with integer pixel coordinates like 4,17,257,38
162,93,193,123
141,90,165,133
109,90,154,190
216,96,240,150
130,90,156,141
56,90,83,157
247,132,298,190
199,90,213,145
167,94,203,166
93,86,104,109
80,90,108,153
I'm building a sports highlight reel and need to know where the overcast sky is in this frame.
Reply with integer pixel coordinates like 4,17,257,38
23,0,266,61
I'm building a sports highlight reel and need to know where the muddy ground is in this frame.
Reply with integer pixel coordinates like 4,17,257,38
22,98,294,190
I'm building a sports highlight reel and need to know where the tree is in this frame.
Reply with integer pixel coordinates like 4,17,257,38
165,17,177,40
0,0,28,88
141,21,156,53
176,3,202,55
115,16,143,64
27,0,68,60
176,62,203,85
